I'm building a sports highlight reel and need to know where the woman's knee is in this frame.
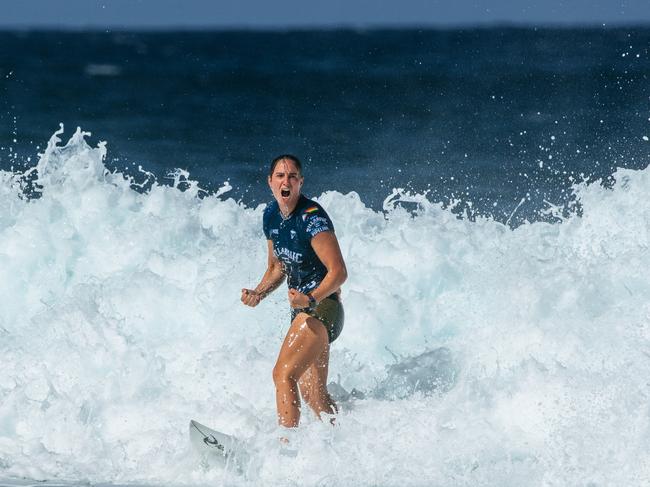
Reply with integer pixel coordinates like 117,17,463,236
273,361,292,385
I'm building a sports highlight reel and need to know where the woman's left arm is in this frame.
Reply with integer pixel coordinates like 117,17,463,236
288,231,347,307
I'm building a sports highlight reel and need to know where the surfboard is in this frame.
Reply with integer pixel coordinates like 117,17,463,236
189,419,249,469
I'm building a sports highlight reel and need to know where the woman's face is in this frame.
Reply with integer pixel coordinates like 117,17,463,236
268,158,304,210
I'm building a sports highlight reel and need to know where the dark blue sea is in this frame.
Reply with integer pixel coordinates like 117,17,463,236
1,27,649,223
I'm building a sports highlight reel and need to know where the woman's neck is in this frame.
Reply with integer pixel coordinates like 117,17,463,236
279,195,300,218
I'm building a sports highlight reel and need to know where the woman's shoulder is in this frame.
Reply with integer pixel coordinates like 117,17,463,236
262,200,280,229
297,195,327,215
297,196,334,236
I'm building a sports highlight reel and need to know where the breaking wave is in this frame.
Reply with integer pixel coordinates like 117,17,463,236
0,127,648,486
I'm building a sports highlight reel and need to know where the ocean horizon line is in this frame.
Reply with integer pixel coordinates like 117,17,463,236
1,21,650,33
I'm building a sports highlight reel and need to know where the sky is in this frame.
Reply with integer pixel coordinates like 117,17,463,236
1,0,650,28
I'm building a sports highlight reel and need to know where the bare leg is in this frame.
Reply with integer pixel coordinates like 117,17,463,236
273,312,329,428
298,346,338,419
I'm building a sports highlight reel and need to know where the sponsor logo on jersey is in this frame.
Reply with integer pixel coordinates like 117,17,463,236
275,247,303,263
290,230,297,239
302,206,319,220
270,229,279,236
306,216,330,235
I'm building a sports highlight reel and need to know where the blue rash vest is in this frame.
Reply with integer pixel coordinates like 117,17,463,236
263,194,334,294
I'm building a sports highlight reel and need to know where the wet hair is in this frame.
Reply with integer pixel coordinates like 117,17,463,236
269,154,302,177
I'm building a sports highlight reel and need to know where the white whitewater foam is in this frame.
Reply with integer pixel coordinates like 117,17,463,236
0,126,648,486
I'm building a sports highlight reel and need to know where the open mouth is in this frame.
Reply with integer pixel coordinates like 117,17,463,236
281,189,290,198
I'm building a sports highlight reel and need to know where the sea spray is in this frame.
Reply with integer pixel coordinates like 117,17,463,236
0,127,648,485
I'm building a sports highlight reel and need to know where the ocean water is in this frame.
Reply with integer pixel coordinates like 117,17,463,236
1,28,649,486
2,28,650,222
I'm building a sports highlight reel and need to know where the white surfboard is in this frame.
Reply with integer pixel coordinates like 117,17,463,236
189,419,249,469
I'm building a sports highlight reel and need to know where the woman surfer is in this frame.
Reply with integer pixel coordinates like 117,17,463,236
241,154,347,429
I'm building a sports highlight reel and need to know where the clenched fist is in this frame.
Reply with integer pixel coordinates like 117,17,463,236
241,288,262,307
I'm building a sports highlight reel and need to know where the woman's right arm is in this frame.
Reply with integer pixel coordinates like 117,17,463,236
241,240,285,307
